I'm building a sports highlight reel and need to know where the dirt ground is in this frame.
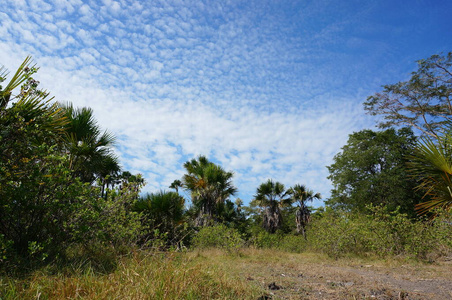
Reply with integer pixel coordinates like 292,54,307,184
220,251,452,300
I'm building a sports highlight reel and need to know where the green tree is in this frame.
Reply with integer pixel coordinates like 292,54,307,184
326,128,424,216
364,52,452,138
178,156,237,226
169,179,182,192
0,58,80,259
289,184,321,238
0,58,142,266
251,179,291,233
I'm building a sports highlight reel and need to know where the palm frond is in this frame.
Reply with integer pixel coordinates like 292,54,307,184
408,133,452,216
1,56,35,108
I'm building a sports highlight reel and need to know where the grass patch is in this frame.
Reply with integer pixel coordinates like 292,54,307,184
0,250,263,300
2,248,450,299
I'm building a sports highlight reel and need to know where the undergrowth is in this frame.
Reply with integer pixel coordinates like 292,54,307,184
0,250,262,300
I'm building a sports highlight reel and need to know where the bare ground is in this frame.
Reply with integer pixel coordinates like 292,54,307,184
200,250,452,300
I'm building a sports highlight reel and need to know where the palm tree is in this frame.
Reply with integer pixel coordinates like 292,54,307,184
59,103,120,185
135,190,185,239
180,156,237,226
252,179,291,233
169,179,182,193
407,132,452,216
289,184,321,238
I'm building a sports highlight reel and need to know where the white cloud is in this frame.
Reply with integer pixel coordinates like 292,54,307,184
1,0,447,206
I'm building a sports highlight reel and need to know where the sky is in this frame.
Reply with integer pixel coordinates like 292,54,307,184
1,0,451,207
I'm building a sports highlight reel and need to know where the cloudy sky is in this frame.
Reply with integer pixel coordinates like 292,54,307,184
1,0,451,207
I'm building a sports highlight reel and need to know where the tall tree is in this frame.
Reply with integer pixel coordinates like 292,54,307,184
289,184,321,238
326,128,424,216
364,52,452,138
179,156,237,226
252,179,291,233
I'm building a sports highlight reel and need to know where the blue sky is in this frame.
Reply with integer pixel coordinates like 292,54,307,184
1,0,451,207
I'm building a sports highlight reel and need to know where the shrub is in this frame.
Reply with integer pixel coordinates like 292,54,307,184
192,224,244,251
307,206,452,260
251,230,306,253
307,209,368,258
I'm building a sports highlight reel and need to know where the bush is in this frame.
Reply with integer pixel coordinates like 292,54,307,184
307,206,452,260
251,230,306,253
192,224,244,251
0,147,144,270
307,210,367,258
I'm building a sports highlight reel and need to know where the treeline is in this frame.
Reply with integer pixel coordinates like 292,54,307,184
1,53,452,273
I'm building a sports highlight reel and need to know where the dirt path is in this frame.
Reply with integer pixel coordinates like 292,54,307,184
250,263,452,299
217,251,452,300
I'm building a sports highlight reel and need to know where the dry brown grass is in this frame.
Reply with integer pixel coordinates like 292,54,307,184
0,250,262,300
189,248,452,299
2,249,451,299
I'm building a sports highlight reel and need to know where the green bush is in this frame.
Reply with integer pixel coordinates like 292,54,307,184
0,143,144,270
307,210,368,258
192,224,244,251
251,230,306,253
252,230,282,249
307,206,452,260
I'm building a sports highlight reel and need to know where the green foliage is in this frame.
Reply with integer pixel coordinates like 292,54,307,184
407,131,452,215
216,199,249,235
192,224,244,251
1,56,50,109
134,190,187,249
364,52,452,138
59,103,120,186
307,206,452,260
0,83,84,260
176,155,237,226
0,58,142,270
289,184,321,236
135,191,185,229
252,230,306,253
0,149,94,264
363,52,452,217
68,180,144,251
327,128,423,216
252,179,291,233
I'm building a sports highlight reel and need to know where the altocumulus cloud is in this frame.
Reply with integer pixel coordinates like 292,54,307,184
1,0,451,206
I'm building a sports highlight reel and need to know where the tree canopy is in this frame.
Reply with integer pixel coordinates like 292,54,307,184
326,128,424,216
251,179,291,233
364,52,452,138
176,155,237,226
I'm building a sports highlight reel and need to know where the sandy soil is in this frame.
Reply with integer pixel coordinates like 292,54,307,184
232,252,452,300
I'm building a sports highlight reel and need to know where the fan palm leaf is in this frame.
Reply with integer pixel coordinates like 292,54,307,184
59,102,119,183
408,133,452,215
